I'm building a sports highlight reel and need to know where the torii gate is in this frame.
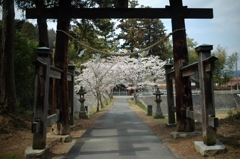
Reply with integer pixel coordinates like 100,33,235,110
26,0,213,133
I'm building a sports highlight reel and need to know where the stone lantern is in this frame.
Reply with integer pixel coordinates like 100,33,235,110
78,86,89,119
153,88,164,118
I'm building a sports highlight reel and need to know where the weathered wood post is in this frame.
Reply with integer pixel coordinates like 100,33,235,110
68,64,75,126
32,47,52,149
78,86,89,119
169,0,195,132
52,0,71,135
196,44,217,145
153,88,164,118
164,63,176,126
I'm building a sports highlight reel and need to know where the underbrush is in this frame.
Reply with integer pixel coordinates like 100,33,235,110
226,108,240,121
217,108,240,150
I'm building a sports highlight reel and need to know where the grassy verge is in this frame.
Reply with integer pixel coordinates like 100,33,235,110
128,99,147,111
128,98,167,119
88,98,116,115
0,154,19,159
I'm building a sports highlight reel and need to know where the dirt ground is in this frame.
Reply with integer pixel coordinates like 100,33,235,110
127,100,240,159
0,99,239,159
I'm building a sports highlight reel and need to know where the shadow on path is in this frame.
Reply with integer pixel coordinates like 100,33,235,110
67,97,177,159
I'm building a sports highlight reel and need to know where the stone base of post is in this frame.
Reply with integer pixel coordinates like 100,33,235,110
47,133,72,143
194,141,227,157
25,146,50,159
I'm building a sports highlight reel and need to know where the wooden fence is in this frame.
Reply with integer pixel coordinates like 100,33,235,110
31,47,75,149
165,44,218,145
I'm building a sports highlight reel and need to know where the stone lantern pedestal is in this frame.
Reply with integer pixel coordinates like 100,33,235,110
153,88,164,118
78,86,89,119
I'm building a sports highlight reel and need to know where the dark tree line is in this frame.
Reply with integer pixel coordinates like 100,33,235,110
0,0,16,112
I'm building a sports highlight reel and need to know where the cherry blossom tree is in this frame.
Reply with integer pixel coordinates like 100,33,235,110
75,55,166,110
116,55,166,102
75,56,122,111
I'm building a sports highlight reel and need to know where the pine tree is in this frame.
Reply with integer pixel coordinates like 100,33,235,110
21,22,37,41
117,1,168,59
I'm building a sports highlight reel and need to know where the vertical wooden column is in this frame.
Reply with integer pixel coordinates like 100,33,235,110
196,44,216,145
68,64,75,126
169,0,194,132
52,0,71,135
164,63,176,126
32,47,52,149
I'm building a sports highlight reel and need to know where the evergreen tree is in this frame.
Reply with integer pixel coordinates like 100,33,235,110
16,0,50,47
48,28,56,48
14,32,38,112
21,21,37,41
117,0,167,59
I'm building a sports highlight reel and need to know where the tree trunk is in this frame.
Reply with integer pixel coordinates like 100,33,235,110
106,91,112,101
103,94,108,105
0,0,16,112
134,88,138,103
100,95,104,109
96,93,100,112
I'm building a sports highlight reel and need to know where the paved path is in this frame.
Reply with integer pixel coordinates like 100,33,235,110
67,97,177,159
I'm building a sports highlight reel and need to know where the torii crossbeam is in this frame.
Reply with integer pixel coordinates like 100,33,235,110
26,0,213,132
27,7,212,19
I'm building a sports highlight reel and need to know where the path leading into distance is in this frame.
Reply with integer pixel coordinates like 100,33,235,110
67,96,177,159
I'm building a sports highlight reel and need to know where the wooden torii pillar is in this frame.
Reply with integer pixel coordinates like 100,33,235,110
26,0,213,132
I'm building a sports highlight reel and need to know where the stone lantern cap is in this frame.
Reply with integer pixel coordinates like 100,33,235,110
77,86,87,95
153,88,162,96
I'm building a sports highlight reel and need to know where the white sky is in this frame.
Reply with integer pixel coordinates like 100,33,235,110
137,0,240,56
12,0,240,69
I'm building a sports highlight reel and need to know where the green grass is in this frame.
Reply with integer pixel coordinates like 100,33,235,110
226,109,240,122
128,98,167,119
128,99,147,111
0,154,19,159
216,109,240,121
135,101,147,111
128,99,168,119
88,98,116,115
88,107,97,115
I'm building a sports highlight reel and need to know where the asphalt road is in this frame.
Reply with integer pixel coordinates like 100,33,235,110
67,97,177,159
